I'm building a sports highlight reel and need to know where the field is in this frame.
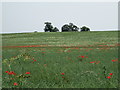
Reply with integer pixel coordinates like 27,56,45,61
2,31,120,88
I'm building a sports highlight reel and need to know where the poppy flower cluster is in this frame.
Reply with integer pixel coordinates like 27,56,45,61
5,71,16,75
107,73,113,79
5,71,31,75
89,61,100,64
61,73,65,79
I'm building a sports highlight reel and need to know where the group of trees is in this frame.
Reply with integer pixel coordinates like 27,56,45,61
44,22,90,32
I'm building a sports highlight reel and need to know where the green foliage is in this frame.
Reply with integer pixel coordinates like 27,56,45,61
52,27,59,32
62,23,79,32
44,22,91,32
2,31,118,46
2,31,119,88
80,26,90,32
44,22,59,32
2,46,118,88
44,22,53,32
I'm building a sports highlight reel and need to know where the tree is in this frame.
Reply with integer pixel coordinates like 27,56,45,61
52,27,59,32
80,26,90,31
61,23,79,32
44,22,59,32
44,22,53,32
72,25,79,32
61,24,70,32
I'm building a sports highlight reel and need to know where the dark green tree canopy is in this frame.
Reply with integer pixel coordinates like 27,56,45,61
44,22,90,32
44,22,53,32
80,26,90,31
44,22,59,32
61,23,79,32
52,27,59,32
61,24,70,32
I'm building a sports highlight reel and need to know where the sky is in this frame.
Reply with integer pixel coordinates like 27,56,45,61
1,1,118,33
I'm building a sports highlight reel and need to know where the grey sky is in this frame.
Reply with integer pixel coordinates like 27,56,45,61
2,2,118,33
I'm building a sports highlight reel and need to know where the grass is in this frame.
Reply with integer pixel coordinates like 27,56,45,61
2,31,119,88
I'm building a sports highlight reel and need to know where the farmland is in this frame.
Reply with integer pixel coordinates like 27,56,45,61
2,31,120,88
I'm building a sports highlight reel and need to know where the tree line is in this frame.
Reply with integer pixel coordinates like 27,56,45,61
44,22,90,32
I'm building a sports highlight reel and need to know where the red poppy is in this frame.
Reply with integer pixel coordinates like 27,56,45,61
5,71,9,73
107,76,111,79
11,71,16,75
81,56,85,58
112,60,118,62
78,56,85,58
90,61,96,63
14,82,18,86
61,73,65,75
8,72,13,75
25,72,30,74
8,71,16,75
109,73,113,76
34,60,37,61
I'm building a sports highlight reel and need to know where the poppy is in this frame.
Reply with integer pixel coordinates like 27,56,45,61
109,73,113,76
112,60,118,62
25,72,30,74
8,71,16,75
78,56,85,58
90,61,96,63
61,73,65,75
5,71,9,73
14,82,18,86
107,76,111,79
81,56,85,58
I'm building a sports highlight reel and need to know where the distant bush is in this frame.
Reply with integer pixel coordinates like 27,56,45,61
80,26,90,32
34,31,38,33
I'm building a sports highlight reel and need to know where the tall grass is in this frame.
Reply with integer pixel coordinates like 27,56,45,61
2,31,119,88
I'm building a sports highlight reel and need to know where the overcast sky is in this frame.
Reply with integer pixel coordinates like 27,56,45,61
2,2,118,33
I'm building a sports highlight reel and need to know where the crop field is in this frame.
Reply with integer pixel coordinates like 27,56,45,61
2,31,120,88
